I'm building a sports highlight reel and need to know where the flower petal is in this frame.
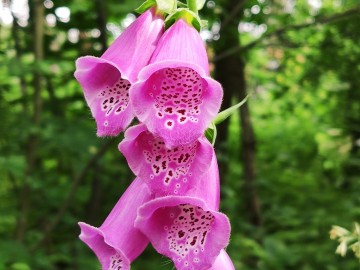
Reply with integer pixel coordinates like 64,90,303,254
75,57,133,136
210,250,235,270
184,154,221,210
79,178,152,270
135,196,230,270
118,124,214,196
79,223,131,270
129,19,222,147
135,156,228,269
149,19,210,75
74,9,164,136
101,9,164,83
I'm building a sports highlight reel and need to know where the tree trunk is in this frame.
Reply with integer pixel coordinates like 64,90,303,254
342,81,360,189
16,0,44,242
85,164,103,224
95,0,108,52
82,0,109,225
214,0,262,227
11,15,28,112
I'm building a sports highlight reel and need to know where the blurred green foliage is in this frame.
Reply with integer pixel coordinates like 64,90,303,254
0,0,359,269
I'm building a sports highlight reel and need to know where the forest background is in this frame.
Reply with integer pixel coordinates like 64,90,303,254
0,0,359,269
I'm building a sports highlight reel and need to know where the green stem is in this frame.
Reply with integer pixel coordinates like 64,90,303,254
187,0,198,15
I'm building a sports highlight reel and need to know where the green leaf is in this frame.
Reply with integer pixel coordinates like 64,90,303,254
196,0,206,10
11,263,31,270
205,122,217,145
200,19,208,28
213,95,249,125
0,155,26,177
135,0,156,13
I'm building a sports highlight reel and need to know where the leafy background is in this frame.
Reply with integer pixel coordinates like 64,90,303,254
0,0,359,269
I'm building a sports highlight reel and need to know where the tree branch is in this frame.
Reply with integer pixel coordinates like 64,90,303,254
213,5,360,62
31,139,115,250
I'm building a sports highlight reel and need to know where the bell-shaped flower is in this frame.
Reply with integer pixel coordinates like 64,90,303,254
118,123,214,196
74,9,164,136
210,250,235,270
78,177,152,270
135,157,230,270
130,19,223,148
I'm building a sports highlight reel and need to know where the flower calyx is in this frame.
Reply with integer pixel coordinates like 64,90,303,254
136,0,177,16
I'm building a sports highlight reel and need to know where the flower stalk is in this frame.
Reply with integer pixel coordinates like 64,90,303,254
186,0,198,15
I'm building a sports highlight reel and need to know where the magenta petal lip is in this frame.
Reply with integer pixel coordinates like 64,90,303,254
130,65,222,148
75,56,134,137
118,124,214,196
79,222,131,270
74,9,164,137
78,178,152,270
135,196,231,270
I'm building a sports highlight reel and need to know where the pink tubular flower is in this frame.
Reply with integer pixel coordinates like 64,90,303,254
118,123,214,196
135,157,230,270
210,250,235,270
78,178,152,270
130,19,223,148
74,9,164,136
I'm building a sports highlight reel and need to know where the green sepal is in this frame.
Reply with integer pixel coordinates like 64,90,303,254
196,0,206,10
177,1,187,8
205,122,217,146
213,95,249,125
164,8,202,31
156,0,177,14
135,0,176,14
135,0,156,13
